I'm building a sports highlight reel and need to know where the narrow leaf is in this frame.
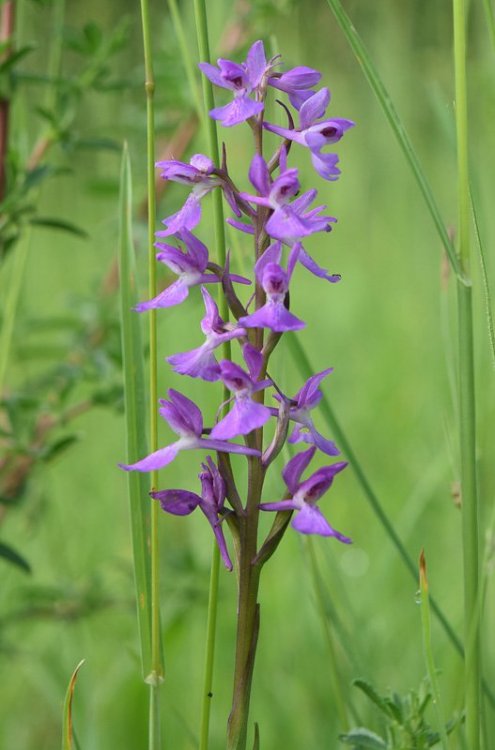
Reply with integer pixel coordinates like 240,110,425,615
61,659,85,750
0,540,31,573
118,143,152,677
324,0,462,280
29,217,89,239
353,679,390,717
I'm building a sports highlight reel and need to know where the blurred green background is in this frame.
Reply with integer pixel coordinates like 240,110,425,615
1,0,494,748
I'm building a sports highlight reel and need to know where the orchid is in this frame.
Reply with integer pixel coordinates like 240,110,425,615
239,242,305,332
119,389,259,473
274,368,340,455
167,287,246,381
135,229,249,312
259,446,350,539
264,87,355,180
151,456,233,570
121,38,354,746
211,346,272,439
155,153,241,236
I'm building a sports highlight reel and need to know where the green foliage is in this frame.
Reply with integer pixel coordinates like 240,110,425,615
340,680,462,749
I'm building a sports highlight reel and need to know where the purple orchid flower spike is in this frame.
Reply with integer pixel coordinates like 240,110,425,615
199,40,268,127
151,456,233,570
134,230,219,312
238,242,305,332
155,154,240,236
167,287,246,381
275,368,340,456
119,389,260,473
263,87,354,180
259,446,351,540
210,351,272,440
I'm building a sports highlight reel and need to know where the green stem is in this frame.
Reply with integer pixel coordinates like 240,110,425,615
139,0,164,746
452,0,481,745
167,0,206,129
192,5,229,749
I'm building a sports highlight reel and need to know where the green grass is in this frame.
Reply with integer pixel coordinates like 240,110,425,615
1,0,494,748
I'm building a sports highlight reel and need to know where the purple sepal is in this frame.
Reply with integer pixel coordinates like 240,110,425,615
298,246,341,283
239,301,305,333
259,499,298,512
211,398,271,440
119,444,180,473
268,66,321,95
291,503,350,541
210,97,264,127
151,489,200,515
167,347,221,382
156,194,202,236
243,342,263,380
226,217,255,235
282,446,316,493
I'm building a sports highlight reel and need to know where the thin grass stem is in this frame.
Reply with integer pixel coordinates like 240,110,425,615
167,0,206,129
119,144,152,677
419,551,450,750
192,4,230,748
452,0,481,745
139,0,164,746
306,538,349,731
324,0,463,281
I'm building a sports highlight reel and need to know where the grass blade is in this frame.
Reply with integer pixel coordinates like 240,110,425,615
419,550,450,750
61,659,85,750
118,143,152,677
324,0,462,281
286,334,495,708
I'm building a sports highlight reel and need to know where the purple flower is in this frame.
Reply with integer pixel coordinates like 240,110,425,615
210,347,272,439
275,368,340,456
259,446,350,539
233,152,340,284
199,40,268,127
240,151,301,211
264,88,354,180
268,66,321,109
155,154,220,236
119,389,260,473
135,230,249,312
238,242,305,332
167,287,246,381
151,456,233,570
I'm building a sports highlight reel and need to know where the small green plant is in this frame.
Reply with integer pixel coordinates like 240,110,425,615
340,679,461,750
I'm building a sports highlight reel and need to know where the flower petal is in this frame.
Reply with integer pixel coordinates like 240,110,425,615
151,489,200,515
239,301,305,333
299,87,330,130
249,154,270,196
119,443,180,472
134,279,190,312
298,246,341,282
259,499,298,512
210,399,271,440
245,40,267,88
282,447,316,493
291,503,350,541
210,97,263,127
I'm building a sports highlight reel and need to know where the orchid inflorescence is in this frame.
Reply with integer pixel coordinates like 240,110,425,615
121,39,353,572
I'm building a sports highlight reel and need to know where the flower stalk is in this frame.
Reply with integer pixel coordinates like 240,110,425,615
452,0,481,745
